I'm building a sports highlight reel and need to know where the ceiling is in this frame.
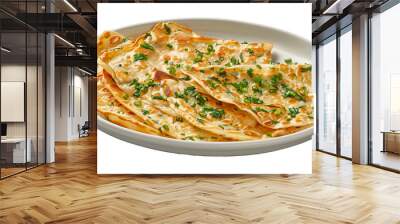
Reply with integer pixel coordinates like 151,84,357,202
0,0,98,74
0,0,392,73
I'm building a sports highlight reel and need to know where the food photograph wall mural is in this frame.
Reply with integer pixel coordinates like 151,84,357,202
97,3,313,174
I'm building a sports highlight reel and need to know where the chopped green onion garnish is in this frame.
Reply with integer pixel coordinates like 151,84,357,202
133,53,148,62
140,42,154,51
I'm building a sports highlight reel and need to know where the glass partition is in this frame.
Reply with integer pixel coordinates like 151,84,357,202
27,31,38,169
339,27,352,158
370,3,400,171
0,1,46,179
1,31,28,177
317,35,337,155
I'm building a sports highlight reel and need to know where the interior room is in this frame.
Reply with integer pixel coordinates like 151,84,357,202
0,16,46,178
54,66,95,141
0,0,400,223
313,0,400,172
0,0,96,179
370,4,400,170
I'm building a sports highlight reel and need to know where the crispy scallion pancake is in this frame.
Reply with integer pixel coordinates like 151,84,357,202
98,73,162,136
97,21,313,141
157,77,309,139
103,69,307,140
97,31,133,57
101,70,229,141
98,22,272,92
181,63,313,128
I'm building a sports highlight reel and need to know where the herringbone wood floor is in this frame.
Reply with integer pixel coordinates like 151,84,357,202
1,135,400,224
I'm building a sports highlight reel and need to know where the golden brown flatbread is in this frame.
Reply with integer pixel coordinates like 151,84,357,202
98,72,161,136
97,21,312,141
182,63,313,128
98,22,272,92
101,70,230,141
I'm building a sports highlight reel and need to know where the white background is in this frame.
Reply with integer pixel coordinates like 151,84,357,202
97,3,312,174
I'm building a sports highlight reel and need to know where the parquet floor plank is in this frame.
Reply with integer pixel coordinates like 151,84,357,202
1,135,400,223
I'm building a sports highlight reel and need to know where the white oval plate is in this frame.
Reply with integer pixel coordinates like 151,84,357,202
98,18,313,156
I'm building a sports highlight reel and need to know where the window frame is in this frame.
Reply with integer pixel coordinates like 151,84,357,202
367,0,400,173
314,23,353,161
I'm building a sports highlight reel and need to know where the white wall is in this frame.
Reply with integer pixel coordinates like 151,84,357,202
1,64,46,164
1,65,31,138
55,66,69,141
72,73,89,138
54,67,89,141
1,65,26,151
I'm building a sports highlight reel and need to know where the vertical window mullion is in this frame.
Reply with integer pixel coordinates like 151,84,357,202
336,28,341,157
36,0,39,167
315,44,320,150
367,11,373,165
25,0,28,171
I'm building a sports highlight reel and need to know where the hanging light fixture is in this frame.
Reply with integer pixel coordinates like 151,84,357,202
1,47,11,53
54,34,75,48
63,0,78,12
